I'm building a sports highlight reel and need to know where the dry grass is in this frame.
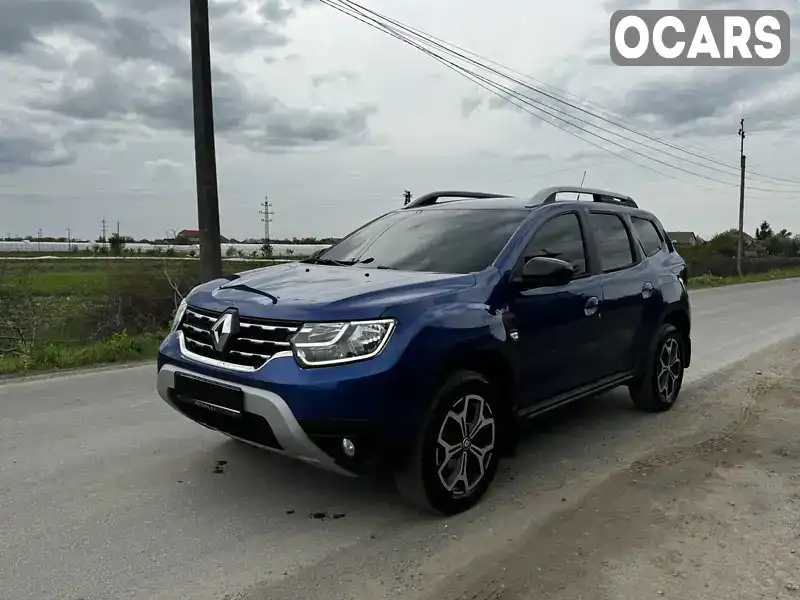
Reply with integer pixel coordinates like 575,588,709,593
0,258,276,374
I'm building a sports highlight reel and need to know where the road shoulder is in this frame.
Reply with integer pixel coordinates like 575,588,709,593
422,337,800,600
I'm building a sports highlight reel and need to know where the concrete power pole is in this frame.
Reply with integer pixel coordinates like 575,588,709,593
736,118,746,277
101,219,108,243
67,228,72,251
190,0,222,280
259,197,274,255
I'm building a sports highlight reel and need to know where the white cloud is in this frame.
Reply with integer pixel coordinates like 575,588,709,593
1,0,799,243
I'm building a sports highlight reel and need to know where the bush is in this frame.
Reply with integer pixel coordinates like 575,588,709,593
84,264,203,339
685,256,800,278
0,259,280,374
108,233,126,255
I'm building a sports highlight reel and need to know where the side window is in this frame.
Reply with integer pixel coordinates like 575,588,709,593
522,213,587,276
588,212,636,272
631,216,663,257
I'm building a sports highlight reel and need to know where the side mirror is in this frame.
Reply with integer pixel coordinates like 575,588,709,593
515,256,574,289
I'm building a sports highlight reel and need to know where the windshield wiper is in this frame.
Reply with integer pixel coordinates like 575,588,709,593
357,257,396,270
303,257,358,267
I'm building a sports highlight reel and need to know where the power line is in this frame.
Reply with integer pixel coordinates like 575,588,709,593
322,0,800,192
332,0,800,188
350,10,737,169
318,1,717,189
382,13,800,188
342,0,800,191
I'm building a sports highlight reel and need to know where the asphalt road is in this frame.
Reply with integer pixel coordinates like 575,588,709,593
2,277,800,600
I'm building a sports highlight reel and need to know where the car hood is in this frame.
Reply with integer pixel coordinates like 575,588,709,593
188,262,477,322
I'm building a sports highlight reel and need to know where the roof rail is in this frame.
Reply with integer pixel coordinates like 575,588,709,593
403,190,512,209
527,186,638,208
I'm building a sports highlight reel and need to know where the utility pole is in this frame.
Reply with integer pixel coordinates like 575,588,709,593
67,228,72,251
403,190,412,206
37,228,42,252
259,197,274,253
116,221,120,238
190,0,222,280
101,219,107,243
736,118,746,277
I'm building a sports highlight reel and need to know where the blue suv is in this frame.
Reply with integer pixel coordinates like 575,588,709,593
157,186,691,515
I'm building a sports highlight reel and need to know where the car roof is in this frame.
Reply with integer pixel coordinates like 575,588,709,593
412,195,659,221
404,186,641,212
415,196,532,210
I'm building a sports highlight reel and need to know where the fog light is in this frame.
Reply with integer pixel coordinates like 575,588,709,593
342,438,355,457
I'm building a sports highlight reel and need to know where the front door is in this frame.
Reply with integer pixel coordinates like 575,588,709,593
510,211,604,409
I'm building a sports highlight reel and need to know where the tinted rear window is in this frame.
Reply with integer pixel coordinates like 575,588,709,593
320,208,529,274
588,212,636,272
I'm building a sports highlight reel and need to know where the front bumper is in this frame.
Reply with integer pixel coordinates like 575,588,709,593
157,363,359,476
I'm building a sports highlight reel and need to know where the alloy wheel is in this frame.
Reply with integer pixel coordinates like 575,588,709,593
435,393,496,497
657,337,682,403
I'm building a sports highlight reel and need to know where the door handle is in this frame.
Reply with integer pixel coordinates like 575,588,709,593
584,296,599,317
642,282,654,299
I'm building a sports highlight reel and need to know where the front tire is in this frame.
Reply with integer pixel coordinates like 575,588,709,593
395,370,503,516
629,323,686,412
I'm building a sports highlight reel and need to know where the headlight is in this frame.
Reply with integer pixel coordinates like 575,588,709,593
171,298,188,333
291,319,396,367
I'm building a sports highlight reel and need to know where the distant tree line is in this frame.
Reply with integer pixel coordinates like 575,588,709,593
686,221,800,259
1,235,341,245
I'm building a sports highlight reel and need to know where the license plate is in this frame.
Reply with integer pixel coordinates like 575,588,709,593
174,373,244,416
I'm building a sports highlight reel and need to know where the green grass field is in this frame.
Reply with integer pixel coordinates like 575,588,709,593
1,258,798,376
687,267,800,289
0,258,277,375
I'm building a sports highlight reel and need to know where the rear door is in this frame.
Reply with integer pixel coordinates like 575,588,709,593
510,211,604,408
586,211,646,378
629,215,676,360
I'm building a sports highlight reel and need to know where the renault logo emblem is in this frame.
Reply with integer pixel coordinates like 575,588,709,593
210,310,239,353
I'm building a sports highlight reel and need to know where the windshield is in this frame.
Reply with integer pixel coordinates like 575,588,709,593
316,208,530,274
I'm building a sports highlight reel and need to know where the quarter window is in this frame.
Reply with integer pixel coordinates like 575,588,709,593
631,216,664,257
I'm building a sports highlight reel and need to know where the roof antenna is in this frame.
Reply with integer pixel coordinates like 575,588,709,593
576,170,587,201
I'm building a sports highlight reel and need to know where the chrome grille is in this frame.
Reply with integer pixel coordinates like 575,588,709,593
178,306,301,369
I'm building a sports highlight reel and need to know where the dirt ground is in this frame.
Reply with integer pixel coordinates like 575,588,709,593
421,343,800,600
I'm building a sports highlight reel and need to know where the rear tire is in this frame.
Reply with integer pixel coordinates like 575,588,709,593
394,370,503,516
629,323,685,412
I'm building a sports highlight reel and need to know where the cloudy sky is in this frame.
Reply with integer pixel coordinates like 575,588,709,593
2,0,799,241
